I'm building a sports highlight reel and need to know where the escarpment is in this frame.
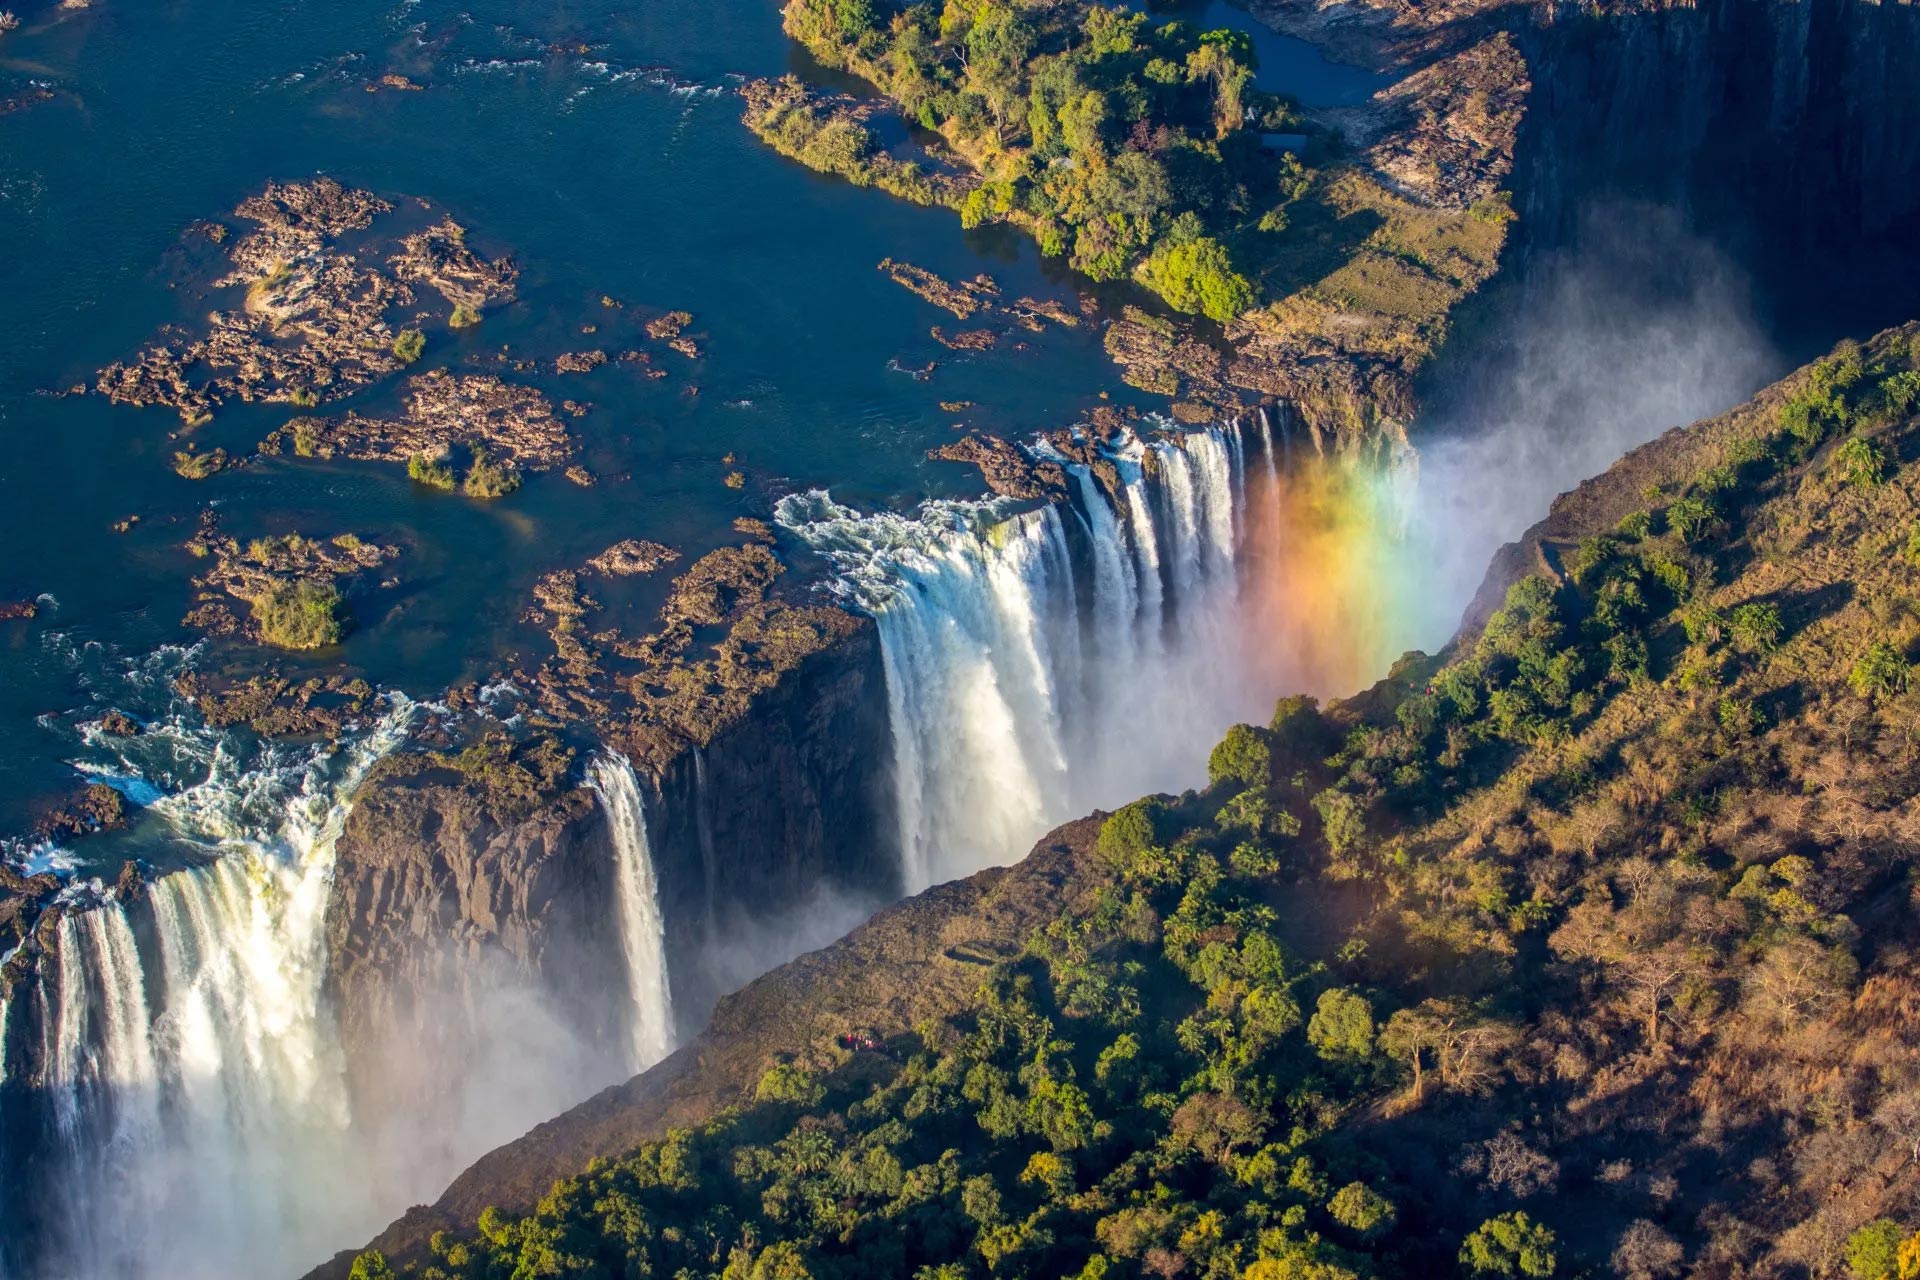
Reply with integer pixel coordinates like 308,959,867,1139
322,750,625,1137
312,814,1110,1277
320,611,898,1106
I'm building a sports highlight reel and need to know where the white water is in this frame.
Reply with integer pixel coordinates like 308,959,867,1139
780,420,1268,891
17,699,417,1278
586,753,676,1072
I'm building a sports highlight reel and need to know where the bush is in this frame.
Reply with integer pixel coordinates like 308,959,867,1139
1833,435,1889,487
1207,723,1271,790
1137,235,1253,323
252,581,346,650
1460,1211,1558,1277
1728,602,1782,654
171,448,228,480
1848,642,1911,699
392,329,426,363
449,304,482,328
1097,799,1164,866
462,447,521,498
1845,1219,1903,1280
1327,1182,1395,1240
408,453,457,490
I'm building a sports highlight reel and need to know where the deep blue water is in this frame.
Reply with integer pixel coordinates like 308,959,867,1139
0,0,1382,842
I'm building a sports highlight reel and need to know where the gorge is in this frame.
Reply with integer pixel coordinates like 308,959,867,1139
0,0,1918,1277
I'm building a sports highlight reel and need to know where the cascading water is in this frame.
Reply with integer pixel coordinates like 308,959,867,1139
585,753,676,1072
2,697,418,1279
779,419,1270,892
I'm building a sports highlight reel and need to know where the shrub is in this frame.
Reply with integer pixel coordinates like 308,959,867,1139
1306,988,1375,1061
1846,1219,1904,1280
1137,236,1253,323
449,304,482,328
407,453,457,490
462,447,521,498
1460,1211,1558,1277
171,448,228,480
1728,602,1782,654
1905,524,1920,569
1097,799,1164,866
252,581,346,650
1833,435,1889,487
392,329,426,363
1667,496,1716,541
1327,1182,1395,1240
1848,642,1911,699
1207,723,1271,790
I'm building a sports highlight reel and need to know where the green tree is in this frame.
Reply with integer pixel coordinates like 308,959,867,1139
1460,1211,1558,1277
1138,235,1253,322
1097,798,1164,866
391,328,425,363
1847,1219,1905,1280
1326,1182,1396,1240
1208,723,1272,790
252,581,346,650
1306,988,1375,1062
1848,642,1911,699
348,1252,396,1280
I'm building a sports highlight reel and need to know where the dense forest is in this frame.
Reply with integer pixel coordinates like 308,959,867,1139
759,0,1327,321
349,319,1920,1278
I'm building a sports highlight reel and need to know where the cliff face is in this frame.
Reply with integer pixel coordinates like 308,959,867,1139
313,814,1109,1277
320,616,898,1117
322,758,625,1135
641,616,900,1020
1515,0,1920,276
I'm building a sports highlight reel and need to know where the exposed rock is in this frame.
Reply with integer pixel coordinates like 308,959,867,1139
94,710,140,736
388,217,517,310
32,783,131,841
96,180,516,429
0,600,36,620
260,371,571,472
322,741,623,1141
552,349,607,375
930,326,996,351
877,258,998,319
929,433,1069,501
173,671,387,737
585,539,680,577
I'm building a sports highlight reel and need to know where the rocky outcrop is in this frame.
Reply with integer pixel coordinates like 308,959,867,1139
313,814,1110,1278
322,749,624,1136
642,614,899,1020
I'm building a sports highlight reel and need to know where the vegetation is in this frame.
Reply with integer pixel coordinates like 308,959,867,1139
771,0,1309,321
461,446,521,499
407,453,458,491
449,304,482,329
363,331,1920,1278
250,580,346,649
170,447,228,480
393,328,427,364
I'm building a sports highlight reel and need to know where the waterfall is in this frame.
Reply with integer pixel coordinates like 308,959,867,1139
7,698,417,1280
779,418,1273,892
586,753,675,1073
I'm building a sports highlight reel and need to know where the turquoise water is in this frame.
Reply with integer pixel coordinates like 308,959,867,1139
0,0,1380,843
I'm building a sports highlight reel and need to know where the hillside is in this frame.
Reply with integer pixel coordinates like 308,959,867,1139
334,328,1920,1279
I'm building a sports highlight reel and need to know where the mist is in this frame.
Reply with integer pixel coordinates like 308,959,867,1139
1389,204,1781,654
